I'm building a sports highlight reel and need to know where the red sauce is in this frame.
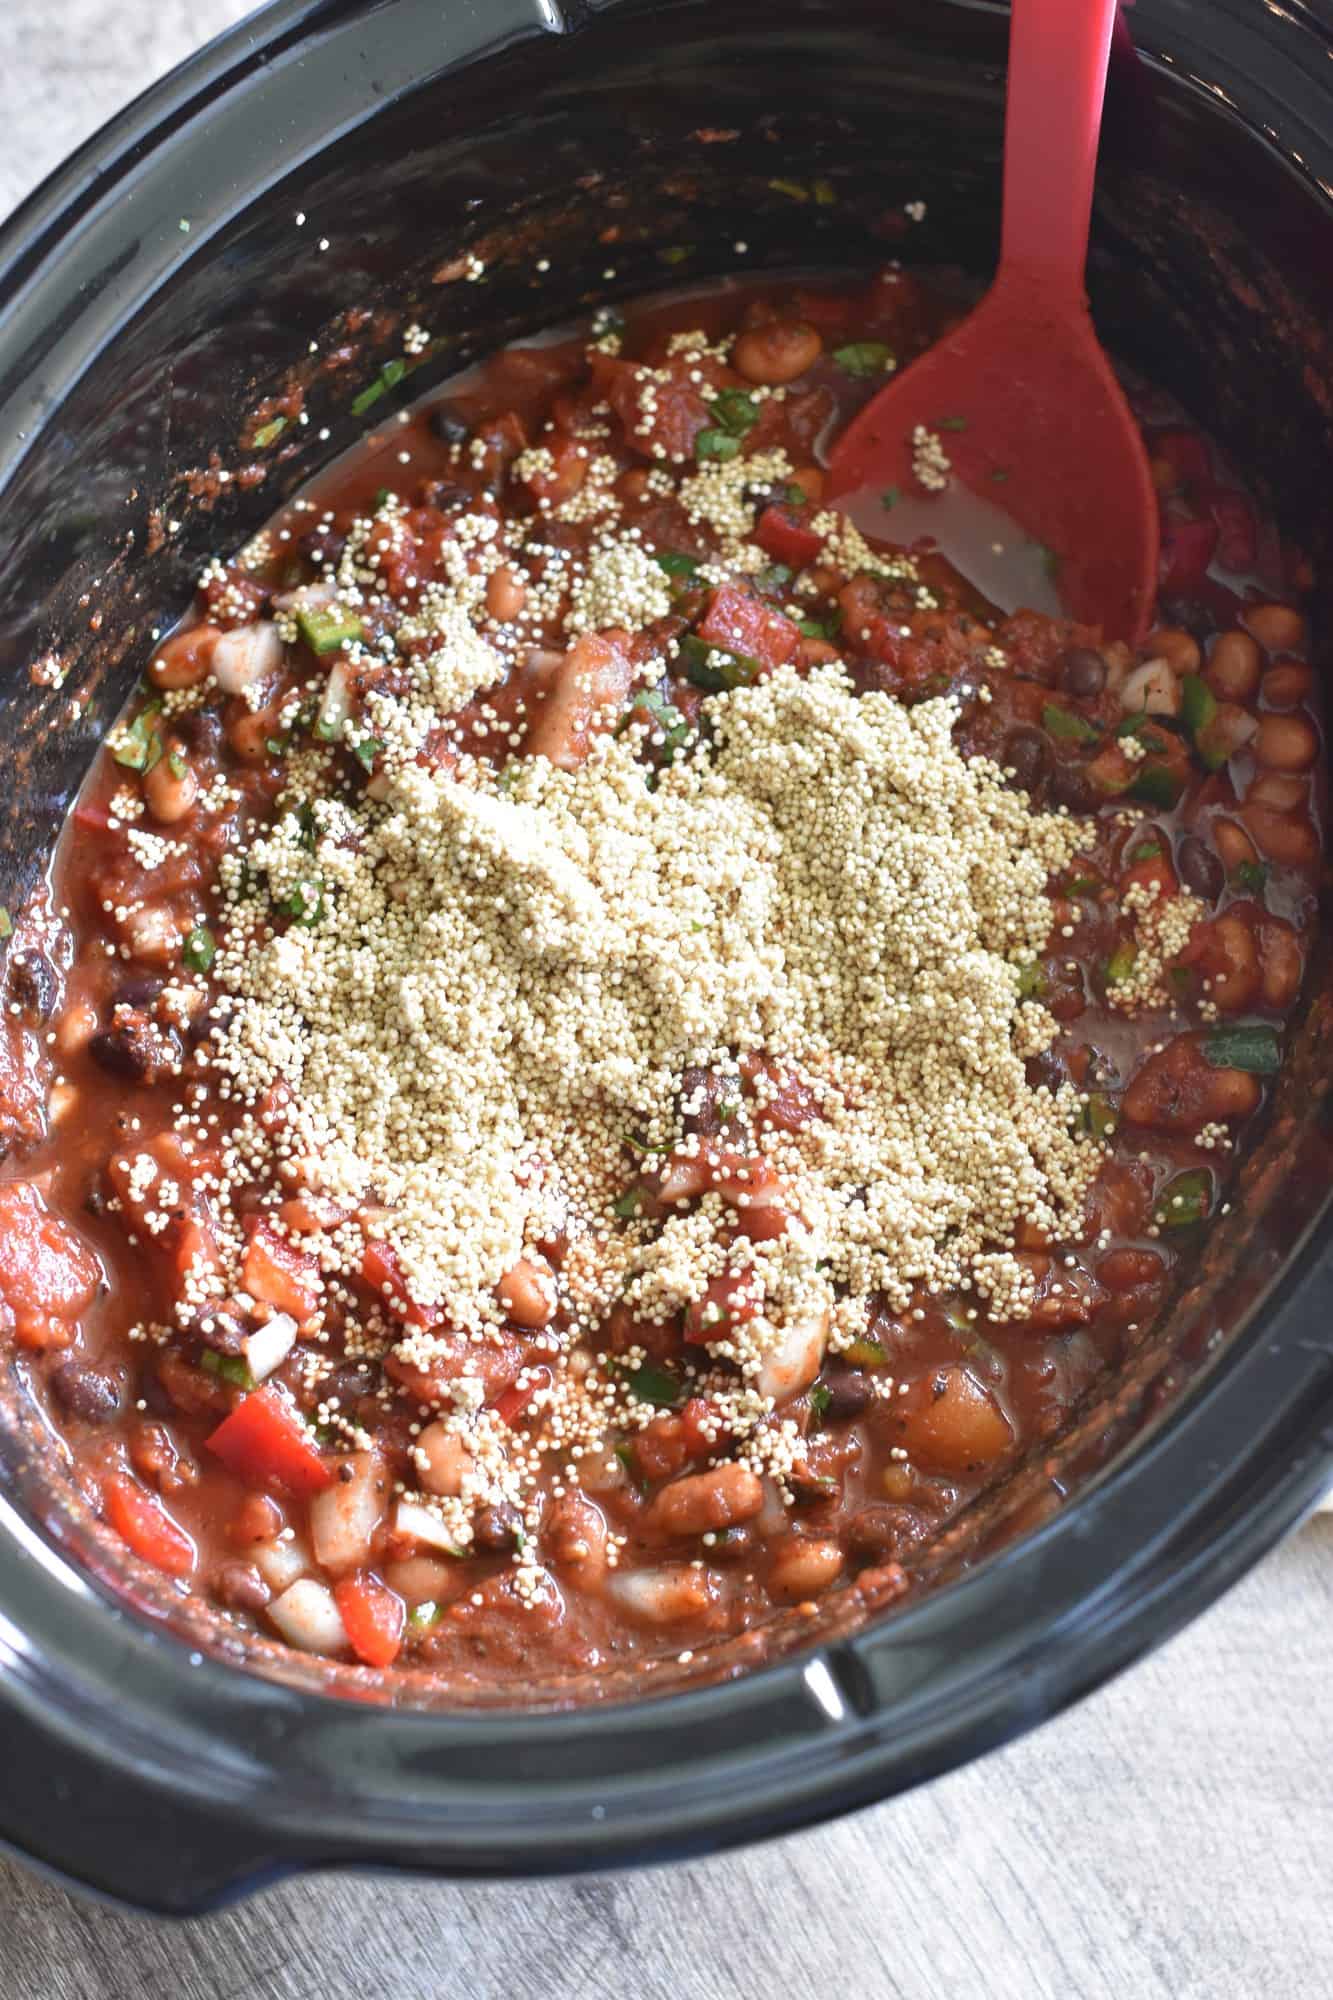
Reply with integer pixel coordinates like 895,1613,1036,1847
0,270,1319,1695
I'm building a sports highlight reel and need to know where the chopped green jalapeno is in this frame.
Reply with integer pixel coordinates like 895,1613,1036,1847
284,881,324,927
843,1336,888,1368
1082,1092,1118,1139
833,342,895,379
251,416,288,449
1179,674,1217,738
808,1382,832,1421
182,925,216,975
352,737,385,771
1104,939,1137,987
680,635,762,692
1202,1023,1281,1074
200,1350,255,1389
935,414,969,431
1016,960,1048,1001
1127,841,1161,865
298,604,364,655
613,1186,647,1219
1233,860,1269,895
880,486,900,510
1042,703,1100,745
1155,1167,1212,1228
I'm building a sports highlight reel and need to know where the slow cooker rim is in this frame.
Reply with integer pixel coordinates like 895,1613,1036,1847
0,0,1329,1910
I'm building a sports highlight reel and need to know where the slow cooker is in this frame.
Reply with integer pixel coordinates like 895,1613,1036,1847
0,0,1329,1912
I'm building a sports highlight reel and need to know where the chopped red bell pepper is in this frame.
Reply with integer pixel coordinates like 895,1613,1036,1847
103,1471,196,1577
1160,509,1219,591
207,1384,334,1498
362,1238,436,1326
491,1363,552,1426
1205,487,1258,573
695,583,800,670
754,503,823,570
72,802,115,837
684,1270,762,1343
334,1571,406,1668
242,1217,321,1319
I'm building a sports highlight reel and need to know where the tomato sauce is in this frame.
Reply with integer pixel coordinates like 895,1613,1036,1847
0,270,1319,1695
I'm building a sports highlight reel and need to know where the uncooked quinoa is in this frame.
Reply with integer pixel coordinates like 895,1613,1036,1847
0,269,1319,1693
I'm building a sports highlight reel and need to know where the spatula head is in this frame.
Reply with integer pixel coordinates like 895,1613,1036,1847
827,275,1158,643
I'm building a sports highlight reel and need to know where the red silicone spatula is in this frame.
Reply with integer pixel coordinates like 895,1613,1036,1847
827,0,1158,642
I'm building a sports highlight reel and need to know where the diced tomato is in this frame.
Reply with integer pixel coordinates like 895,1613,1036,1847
696,584,799,670
592,351,717,463
103,1471,196,1577
242,1217,321,1319
491,1363,552,1426
523,630,636,769
684,1270,762,1343
754,504,823,570
519,431,587,506
362,1238,436,1326
385,1328,524,1406
73,802,115,837
1205,487,1258,573
1119,850,1179,901
207,1384,335,1498
0,1180,100,1351
334,1571,406,1668
1150,427,1213,497
1159,507,1219,591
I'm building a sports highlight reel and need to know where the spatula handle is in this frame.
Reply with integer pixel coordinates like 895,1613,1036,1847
999,0,1120,299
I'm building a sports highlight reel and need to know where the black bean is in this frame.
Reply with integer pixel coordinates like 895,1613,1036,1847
189,1306,248,1358
89,1026,151,1081
472,1502,523,1554
173,706,225,757
1048,761,1100,814
214,1561,271,1614
7,949,58,1024
816,1363,871,1422
1061,646,1106,697
296,528,345,569
846,1503,930,1560
419,478,474,513
113,976,164,1012
1158,594,1217,644
49,1359,121,1424
428,405,470,447
1002,726,1051,796
1177,834,1225,905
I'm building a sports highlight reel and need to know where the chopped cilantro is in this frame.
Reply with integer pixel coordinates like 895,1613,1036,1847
880,486,900,510
352,737,385,771
1202,1023,1281,1075
653,550,699,579
695,428,741,463
935,414,969,431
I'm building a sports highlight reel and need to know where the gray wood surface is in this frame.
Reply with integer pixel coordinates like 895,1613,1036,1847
0,6,1330,1993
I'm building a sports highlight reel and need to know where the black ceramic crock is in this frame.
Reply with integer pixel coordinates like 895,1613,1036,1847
0,0,1330,1913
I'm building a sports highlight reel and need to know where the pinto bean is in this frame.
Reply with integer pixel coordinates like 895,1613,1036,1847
1176,835,1223,904
1144,626,1200,674
1253,713,1318,772
143,747,200,823
1096,1247,1166,1293
1259,920,1303,1010
732,321,822,386
149,624,219,691
1202,914,1260,1013
1210,817,1257,874
1123,1035,1261,1131
414,1422,476,1498
645,1462,764,1537
1242,803,1320,869
485,565,527,622
1206,630,1261,702
1244,602,1305,653
544,1492,609,1576
496,1255,556,1328
1262,663,1313,709
769,1536,845,1601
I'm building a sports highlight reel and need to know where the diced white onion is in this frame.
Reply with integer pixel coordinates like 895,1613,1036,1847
309,1450,384,1572
607,1565,711,1624
242,1312,297,1383
252,1534,308,1592
267,1577,347,1655
317,659,351,741
756,1312,828,1405
210,620,284,696
1120,658,1179,717
395,1497,464,1556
